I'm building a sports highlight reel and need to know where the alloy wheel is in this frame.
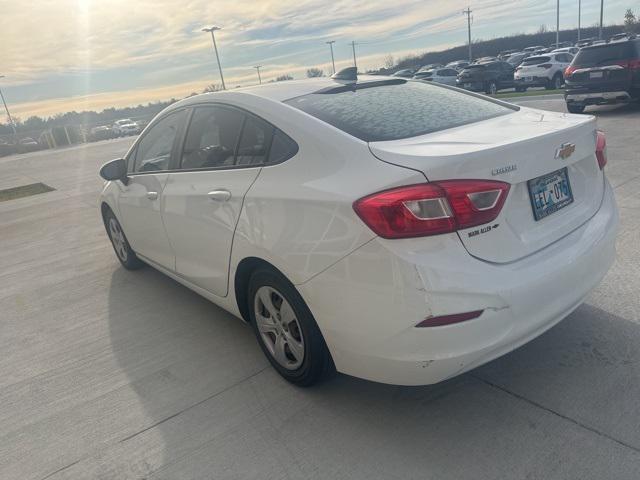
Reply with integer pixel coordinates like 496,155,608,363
254,286,305,370
108,217,128,262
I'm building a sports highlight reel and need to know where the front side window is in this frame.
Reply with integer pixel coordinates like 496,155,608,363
236,116,274,166
180,106,244,170
284,80,515,142
132,110,186,173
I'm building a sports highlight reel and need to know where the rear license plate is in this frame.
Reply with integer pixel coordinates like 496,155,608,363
590,71,604,79
527,168,574,221
525,76,533,82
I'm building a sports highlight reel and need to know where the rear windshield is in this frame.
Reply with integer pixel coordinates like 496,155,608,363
573,41,640,67
522,56,550,65
284,80,515,142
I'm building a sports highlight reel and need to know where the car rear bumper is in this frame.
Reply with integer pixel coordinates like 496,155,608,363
515,76,550,87
566,90,632,105
300,177,618,385
457,81,485,91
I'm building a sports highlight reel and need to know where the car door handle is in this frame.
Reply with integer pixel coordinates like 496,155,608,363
207,190,231,202
147,191,159,200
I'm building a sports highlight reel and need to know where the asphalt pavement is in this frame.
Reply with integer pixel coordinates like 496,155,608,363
1,99,639,480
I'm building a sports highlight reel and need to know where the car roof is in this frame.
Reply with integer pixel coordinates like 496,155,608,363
166,75,394,107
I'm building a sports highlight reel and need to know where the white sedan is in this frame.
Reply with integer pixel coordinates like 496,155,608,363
99,73,618,386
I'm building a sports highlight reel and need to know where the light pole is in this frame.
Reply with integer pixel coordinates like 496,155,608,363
598,0,604,39
0,76,17,135
326,40,336,74
202,26,226,90
556,0,560,47
253,65,262,84
350,41,358,69
578,0,581,41
463,7,473,62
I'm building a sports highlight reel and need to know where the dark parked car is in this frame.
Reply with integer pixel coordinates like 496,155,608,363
564,38,640,113
506,52,531,66
456,61,515,94
446,60,470,71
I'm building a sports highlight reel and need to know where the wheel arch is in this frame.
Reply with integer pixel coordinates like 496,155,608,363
234,256,289,323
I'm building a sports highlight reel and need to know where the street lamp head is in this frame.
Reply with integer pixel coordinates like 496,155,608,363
202,26,221,33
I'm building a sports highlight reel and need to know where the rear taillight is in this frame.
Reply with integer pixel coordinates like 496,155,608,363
564,65,577,78
353,180,510,239
540,64,552,69
596,130,607,170
628,59,640,70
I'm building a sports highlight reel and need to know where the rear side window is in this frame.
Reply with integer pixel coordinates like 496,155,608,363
236,116,274,166
180,106,244,169
284,80,515,142
522,56,550,65
267,130,298,165
573,41,639,67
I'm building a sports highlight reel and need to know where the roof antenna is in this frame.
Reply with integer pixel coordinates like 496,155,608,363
331,66,357,82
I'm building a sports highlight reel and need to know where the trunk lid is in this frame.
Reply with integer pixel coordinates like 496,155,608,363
369,108,603,263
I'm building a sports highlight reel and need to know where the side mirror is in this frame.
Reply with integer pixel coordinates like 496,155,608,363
99,158,128,182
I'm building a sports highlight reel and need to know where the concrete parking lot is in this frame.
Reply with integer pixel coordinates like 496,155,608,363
1,97,639,480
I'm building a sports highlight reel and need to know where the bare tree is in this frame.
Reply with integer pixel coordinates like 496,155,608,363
537,24,548,34
275,74,294,82
203,83,223,93
624,9,637,33
383,54,395,69
306,68,324,78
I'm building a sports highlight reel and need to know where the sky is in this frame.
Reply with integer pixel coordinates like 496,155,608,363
0,0,633,119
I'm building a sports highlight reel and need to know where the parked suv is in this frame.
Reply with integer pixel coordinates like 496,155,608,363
457,61,515,94
564,38,640,113
514,53,573,91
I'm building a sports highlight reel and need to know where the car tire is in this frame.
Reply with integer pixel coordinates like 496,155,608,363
566,103,585,114
485,81,498,95
103,209,144,270
547,73,563,90
248,268,334,387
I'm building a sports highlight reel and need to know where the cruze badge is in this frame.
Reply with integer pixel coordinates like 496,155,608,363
555,142,576,160
491,164,517,176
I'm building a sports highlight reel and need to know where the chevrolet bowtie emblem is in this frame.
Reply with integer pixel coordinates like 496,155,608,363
555,142,576,160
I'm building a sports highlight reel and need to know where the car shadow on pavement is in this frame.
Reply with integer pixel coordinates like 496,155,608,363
105,266,640,479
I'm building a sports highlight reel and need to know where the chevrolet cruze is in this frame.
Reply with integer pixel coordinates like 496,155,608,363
99,73,618,386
